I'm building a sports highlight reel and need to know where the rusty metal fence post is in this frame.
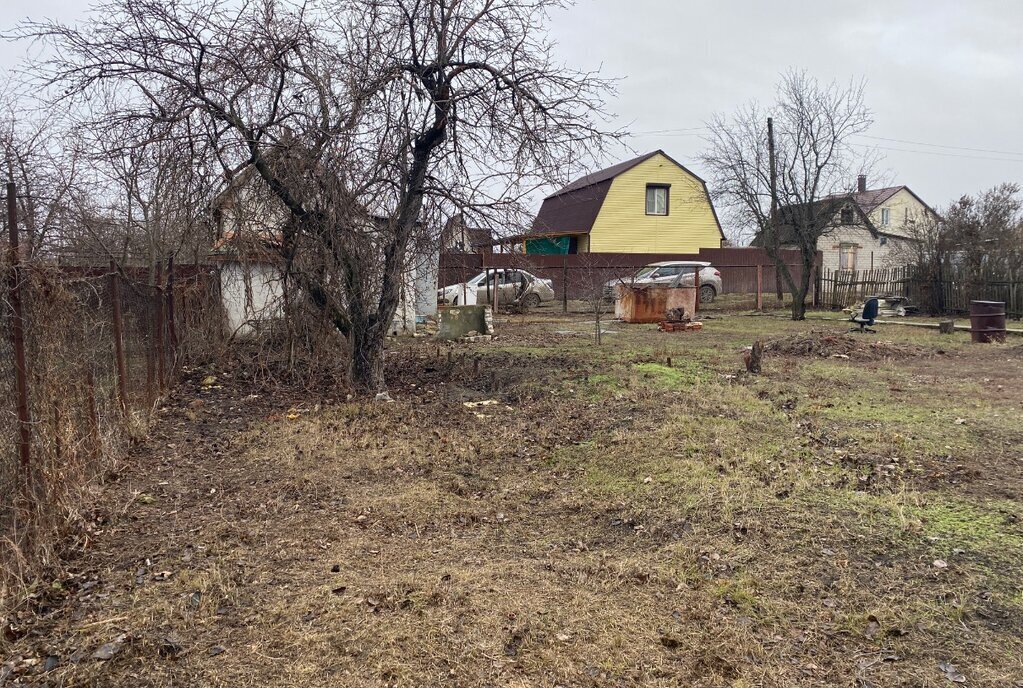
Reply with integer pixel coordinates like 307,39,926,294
155,262,166,391
562,257,568,313
85,368,101,462
166,254,177,364
756,265,764,310
694,268,701,314
6,182,32,485
108,260,128,414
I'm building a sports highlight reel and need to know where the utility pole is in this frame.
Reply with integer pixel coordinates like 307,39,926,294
767,117,783,302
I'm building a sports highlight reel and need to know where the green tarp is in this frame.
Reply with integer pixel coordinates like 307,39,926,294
525,236,571,255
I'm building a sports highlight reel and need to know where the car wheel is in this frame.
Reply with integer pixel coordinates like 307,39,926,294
524,293,542,309
699,285,716,304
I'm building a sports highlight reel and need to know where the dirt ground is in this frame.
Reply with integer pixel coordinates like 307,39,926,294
3,311,1023,687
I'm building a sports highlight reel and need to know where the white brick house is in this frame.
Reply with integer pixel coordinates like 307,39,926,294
757,176,938,272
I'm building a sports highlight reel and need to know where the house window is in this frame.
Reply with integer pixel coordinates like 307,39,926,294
881,208,890,226
840,207,854,224
839,243,857,271
645,185,669,216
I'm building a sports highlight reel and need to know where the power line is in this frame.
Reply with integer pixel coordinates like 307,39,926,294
629,126,1023,160
630,126,709,135
851,142,1023,164
855,134,1023,158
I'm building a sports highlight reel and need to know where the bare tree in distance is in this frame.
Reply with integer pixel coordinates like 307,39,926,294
702,71,877,319
15,0,619,391
573,258,619,345
0,105,85,259
895,183,1022,313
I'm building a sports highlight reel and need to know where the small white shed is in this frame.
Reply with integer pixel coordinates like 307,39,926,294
209,231,285,339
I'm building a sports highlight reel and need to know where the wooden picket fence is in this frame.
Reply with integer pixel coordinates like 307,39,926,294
818,265,1023,319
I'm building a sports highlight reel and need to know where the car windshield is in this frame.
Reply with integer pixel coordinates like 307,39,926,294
634,267,658,278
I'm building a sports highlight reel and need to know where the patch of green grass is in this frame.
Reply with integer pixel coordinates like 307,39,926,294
582,463,644,497
712,574,762,615
581,372,624,398
632,361,709,387
911,499,1023,550
800,360,861,384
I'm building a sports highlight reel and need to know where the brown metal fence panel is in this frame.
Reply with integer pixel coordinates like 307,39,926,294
439,248,815,302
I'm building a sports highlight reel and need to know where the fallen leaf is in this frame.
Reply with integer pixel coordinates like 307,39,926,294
92,635,127,661
938,661,966,683
933,559,948,569
864,615,881,640
158,633,184,658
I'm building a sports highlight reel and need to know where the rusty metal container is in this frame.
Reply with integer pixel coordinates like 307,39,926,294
615,285,697,324
969,300,1006,343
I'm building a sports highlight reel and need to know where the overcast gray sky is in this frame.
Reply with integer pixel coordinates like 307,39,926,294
3,0,1021,215
546,0,1023,210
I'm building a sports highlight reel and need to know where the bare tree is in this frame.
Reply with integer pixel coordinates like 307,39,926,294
16,0,616,391
702,71,875,319
896,184,1022,313
942,184,1023,275
0,107,83,259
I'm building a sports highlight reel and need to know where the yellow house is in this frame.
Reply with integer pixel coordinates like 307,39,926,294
523,150,724,254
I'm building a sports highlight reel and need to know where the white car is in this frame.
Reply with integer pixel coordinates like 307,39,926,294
438,269,555,307
603,261,722,303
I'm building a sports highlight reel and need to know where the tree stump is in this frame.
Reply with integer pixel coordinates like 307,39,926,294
744,340,764,374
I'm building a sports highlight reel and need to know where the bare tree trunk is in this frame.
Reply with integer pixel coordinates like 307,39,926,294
351,318,386,391
790,254,814,320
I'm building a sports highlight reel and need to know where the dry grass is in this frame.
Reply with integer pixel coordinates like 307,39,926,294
3,313,1023,686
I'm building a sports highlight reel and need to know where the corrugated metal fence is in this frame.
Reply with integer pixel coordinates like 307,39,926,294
440,248,815,302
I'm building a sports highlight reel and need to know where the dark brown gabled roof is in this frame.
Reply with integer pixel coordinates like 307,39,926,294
529,150,720,238
549,151,664,197
530,178,614,235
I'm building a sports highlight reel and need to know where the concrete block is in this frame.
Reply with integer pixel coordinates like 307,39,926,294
438,305,491,340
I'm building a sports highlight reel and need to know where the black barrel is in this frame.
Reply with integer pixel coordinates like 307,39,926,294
970,300,1006,343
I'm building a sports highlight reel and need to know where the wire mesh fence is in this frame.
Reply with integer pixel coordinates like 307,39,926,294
0,259,221,593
